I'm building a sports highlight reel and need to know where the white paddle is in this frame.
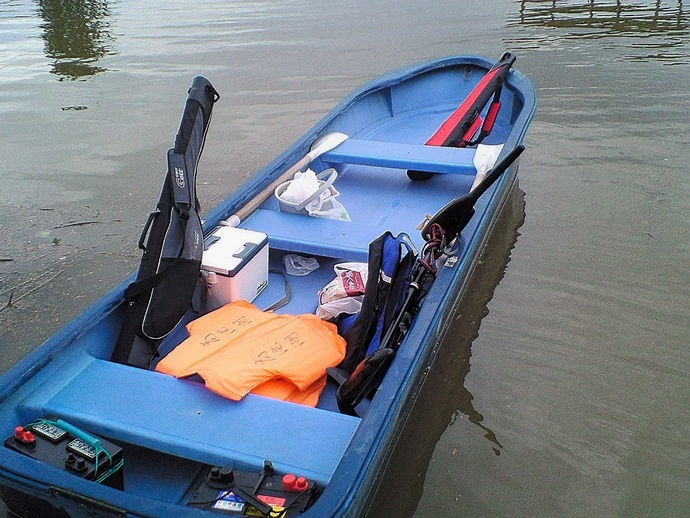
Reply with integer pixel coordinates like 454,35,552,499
470,144,504,192
226,132,348,227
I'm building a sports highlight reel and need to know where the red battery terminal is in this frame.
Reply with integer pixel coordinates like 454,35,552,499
282,473,309,492
282,473,296,491
294,476,309,491
14,426,36,445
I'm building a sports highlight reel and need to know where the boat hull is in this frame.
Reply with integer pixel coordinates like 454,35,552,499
0,55,536,517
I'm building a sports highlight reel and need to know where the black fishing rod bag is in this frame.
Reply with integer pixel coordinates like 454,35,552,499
111,76,219,369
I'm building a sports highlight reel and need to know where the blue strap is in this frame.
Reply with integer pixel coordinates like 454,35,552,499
365,233,415,356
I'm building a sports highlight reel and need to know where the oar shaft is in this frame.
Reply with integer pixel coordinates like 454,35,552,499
470,171,487,192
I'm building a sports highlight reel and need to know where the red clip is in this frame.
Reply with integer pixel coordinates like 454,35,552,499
461,116,483,145
482,101,501,134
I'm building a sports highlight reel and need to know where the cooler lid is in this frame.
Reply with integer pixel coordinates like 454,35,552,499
201,226,268,277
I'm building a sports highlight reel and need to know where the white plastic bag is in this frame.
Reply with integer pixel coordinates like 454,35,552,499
317,263,367,321
283,254,320,276
316,295,364,321
280,169,320,206
318,262,367,304
308,197,351,221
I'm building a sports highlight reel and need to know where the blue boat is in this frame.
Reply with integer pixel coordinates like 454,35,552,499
0,54,535,517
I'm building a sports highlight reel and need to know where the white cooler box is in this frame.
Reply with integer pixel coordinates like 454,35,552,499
198,225,268,311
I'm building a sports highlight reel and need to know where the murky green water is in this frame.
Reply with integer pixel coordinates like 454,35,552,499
1,1,688,516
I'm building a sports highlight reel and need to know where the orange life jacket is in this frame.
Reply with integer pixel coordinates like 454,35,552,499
156,300,346,406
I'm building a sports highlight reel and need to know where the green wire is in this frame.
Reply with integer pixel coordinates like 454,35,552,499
30,418,116,481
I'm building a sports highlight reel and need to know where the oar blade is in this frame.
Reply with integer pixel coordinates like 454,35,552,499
307,132,349,160
471,143,504,191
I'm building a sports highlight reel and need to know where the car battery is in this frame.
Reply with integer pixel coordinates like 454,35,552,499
4,418,124,490
186,462,318,516
200,225,269,311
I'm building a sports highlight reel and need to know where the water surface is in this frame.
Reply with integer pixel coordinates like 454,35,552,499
1,1,688,516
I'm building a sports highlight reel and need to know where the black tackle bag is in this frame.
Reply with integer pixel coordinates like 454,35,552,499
111,76,219,368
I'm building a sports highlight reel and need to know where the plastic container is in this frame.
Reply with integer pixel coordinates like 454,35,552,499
274,168,339,214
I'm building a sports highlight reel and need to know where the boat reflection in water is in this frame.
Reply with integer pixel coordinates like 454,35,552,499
366,183,526,517
35,0,115,80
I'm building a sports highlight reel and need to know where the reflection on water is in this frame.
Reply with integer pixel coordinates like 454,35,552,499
35,0,115,80
509,0,688,64
366,184,526,517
